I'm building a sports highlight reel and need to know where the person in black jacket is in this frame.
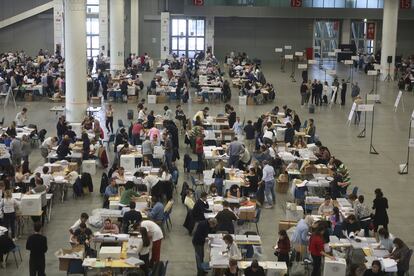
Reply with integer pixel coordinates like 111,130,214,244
215,201,238,234
192,192,212,222
193,218,217,275
114,128,128,153
284,122,295,146
26,222,47,276
0,233,16,267
228,106,237,128
244,259,266,276
122,201,143,233
56,135,71,160
340,79,347,106
82,132,91,160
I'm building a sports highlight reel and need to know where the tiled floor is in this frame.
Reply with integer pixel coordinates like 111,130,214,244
1,60,413,275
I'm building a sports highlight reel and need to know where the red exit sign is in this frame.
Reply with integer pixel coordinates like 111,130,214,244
194,0,204,6
400,0,411,9
291,0,302,7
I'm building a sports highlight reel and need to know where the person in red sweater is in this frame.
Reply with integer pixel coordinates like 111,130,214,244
195,134,204,173
274,229,291,265
308,226,335,276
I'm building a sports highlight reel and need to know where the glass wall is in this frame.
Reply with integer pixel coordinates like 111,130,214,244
171,18,205,58
314,21,340,58
351,20,375,54
202,0,388,8
86,0,99,59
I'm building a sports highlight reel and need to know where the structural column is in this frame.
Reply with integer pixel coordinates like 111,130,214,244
99,0,108,56
341,19,351,44
130,0,139,55
380,0,399,81
64,0,87,123
205,16,215,54
110,0,124,73
160,12,170,60
53,0,64,56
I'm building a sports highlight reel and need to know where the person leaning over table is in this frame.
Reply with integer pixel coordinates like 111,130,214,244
56,135,71,160
363,260,385,276
244,167,259,198
354,195,372,237
309,225,335,276
291,215,314,260
223,234,242,260
244,259,265,276
71,222,95,257
69,212,90,235
342,214,361,238
226,184,241,199
192,218,217,275
100,218,119,234
386,238,410,276
136,219,164,267
120,181,141,206
377,228,394,253
40,136,58,161
122,201,143,233
274,229,291,265
216,201,238,234
192,192,213,222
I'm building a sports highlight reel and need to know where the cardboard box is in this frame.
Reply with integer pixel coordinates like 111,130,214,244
21,194,42,216
276,181,289,194
91,96,101,104
55,246,85,271
247,96,255,105
82,160,96,175
127,95,137,104
286,205,304,221
99,246,122,259
278,220,297,231
239,96,247,105
239,210,256,220
24,93,33,102
148,95,156,104
156,95,168,103
50,163,63,173
302,164,317,175
323,257,346,276
68,162,78,172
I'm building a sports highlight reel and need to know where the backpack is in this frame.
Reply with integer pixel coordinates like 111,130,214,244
99,172,108,194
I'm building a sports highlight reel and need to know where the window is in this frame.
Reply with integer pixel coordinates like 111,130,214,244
86,1,99,59
313,21,340,58
170,18,205,58
351,20,375,54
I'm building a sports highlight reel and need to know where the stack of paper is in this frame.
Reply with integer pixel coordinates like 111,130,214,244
125,257,144,266
380,258,398,272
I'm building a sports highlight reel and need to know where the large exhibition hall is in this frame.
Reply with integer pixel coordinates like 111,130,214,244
0,0,413,275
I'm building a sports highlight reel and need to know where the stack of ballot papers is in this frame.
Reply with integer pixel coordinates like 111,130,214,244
125,257,144,266
380,258,398,272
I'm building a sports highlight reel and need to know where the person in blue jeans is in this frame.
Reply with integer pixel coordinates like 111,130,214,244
261,160,275,209
212,160,225,196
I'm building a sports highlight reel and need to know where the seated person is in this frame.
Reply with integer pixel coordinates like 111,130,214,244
146,196,164,222
294,136,307,149
0,233,16,267
244,259,265,276
184,189,195,210
100,218,120,234
223,234,242,260
208,184,219,197
315,145,331,165
226,184,241,199
69,213,90,235
224,259,241,276
111,167,125,181
363,260,385,276
122,201,143,233
244,167,259,197
71,222,93,246
318,196,334,216
104,178,118,197
342,214,361,238
141,155,153,167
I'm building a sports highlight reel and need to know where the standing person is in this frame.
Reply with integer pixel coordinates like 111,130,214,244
300,81,308,106
192,218,217,276
274,230,291,266
340,79,347,105
354,95,363,125
243,120,256,153
40,136,58,162
388,238,410,276
261,160,275,209
139,219,164,267
291,216,313,261
163,132,173,172
372,188,389,232
105,104,114,134
21,134,32,172
227,137,244,168
331,78,339,104
322,81,329,105
212,160,225,196
363,260,385,276
354,195,372,237
351,82,360,101
309,226,334,276
316,80,323,106
311,79,317,104
1,190,20,240
195,134,204,174
163,105,174,121
26,222,48,276
10,136,22,167
306,118,316,143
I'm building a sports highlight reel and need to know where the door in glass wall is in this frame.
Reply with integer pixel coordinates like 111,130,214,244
170,18,205,59
314,21,339,58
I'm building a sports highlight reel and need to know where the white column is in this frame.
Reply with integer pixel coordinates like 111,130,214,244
341,19,351,44
160,12,170,60
380,0,399,81
109,0,124,72
99,0,108,56
64,0,87,122
130,0,139,55
205,16,215,54
53,0,64,56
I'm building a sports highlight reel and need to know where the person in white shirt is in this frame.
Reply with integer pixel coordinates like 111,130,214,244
163,106,174,121
15,107,28,127
0,189,20,239
69,213,90,235
232,117,243,139
40,136,58,161
144,174,160,191
223,234,242,260
137,106,147,122
318,196,334,216
139,220,164,266
261,160,275,208
40,166,54,190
